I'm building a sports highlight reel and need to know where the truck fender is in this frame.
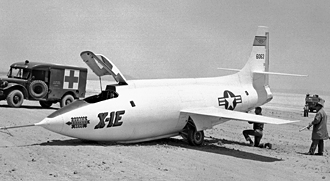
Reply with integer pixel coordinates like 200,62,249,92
4,84,29,98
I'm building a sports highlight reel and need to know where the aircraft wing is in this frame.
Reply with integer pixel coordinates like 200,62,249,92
80,51,128,85
180,107,299,131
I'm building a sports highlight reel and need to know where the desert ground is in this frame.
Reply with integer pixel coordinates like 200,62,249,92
0,81,329,181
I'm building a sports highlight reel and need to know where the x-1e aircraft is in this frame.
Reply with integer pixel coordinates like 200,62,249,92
1,26,305,146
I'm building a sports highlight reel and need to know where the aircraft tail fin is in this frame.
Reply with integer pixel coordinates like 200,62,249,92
238,26,307,81
236,26,306,106
238,26,269,82
235,26,271,106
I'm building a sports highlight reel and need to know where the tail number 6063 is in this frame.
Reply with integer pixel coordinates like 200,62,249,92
256,54,264,59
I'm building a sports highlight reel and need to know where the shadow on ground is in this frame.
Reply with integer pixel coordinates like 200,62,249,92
37,137,282,163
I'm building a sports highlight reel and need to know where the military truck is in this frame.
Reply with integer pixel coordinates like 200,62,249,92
0,60,87,108
305,94,321,112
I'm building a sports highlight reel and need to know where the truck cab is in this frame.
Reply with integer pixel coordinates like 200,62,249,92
305,94,321,112
0,60,87,108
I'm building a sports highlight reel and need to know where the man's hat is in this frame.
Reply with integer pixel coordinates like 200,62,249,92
317,98,325,107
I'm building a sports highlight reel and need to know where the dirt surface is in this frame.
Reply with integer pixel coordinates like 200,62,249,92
0,93,329,181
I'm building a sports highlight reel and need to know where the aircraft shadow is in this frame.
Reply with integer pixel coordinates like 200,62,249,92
0,104,58,110
39,137,282,163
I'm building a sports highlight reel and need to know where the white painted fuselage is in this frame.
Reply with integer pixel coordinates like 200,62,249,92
31,26,305,144
40,73,262,143
0,26,304,144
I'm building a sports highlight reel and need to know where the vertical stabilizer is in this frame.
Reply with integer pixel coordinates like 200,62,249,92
238,26,272,106
239,26,269,80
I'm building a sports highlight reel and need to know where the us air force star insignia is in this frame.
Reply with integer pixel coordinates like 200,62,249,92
218,90,242,110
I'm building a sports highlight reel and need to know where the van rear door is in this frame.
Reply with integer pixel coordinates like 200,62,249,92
48,68,64,99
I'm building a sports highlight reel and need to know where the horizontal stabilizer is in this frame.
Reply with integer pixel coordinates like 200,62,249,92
217,68,240,72
253,71,308,77
180,107,299,131
217,69,307,77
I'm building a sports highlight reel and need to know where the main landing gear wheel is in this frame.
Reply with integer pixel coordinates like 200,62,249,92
181,118,205,146
188,129,204,146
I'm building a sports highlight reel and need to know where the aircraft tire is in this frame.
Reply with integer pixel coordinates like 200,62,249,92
7,90,24,107
187,129,204,146
29,80,48,99
60,94,74,108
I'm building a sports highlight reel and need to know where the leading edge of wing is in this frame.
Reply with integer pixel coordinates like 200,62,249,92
180,107,299,131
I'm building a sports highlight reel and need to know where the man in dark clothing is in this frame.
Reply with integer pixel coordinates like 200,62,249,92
243,107,272,149
303,104,309,117
306,98,329,155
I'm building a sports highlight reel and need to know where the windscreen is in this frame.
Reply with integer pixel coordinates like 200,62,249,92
8,68,30,79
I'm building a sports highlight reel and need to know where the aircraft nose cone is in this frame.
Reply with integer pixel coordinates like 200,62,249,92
36,116,64,134
36,100,89,135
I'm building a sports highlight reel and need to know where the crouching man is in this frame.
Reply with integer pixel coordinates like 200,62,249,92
243,107,272,149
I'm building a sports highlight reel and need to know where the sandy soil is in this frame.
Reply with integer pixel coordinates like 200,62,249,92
0,91,329,181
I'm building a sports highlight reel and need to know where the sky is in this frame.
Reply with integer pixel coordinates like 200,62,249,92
1,0,330,95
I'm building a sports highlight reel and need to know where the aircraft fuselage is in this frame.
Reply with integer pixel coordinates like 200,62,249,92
41,75,260,143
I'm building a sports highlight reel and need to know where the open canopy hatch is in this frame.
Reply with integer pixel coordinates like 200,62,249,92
80,51,128,85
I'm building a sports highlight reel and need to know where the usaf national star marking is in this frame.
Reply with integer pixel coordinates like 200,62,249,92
218,90,242,110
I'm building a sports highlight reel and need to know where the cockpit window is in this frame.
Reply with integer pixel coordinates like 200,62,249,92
84,90,119,103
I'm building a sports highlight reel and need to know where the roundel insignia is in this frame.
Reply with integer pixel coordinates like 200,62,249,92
218,90,242,110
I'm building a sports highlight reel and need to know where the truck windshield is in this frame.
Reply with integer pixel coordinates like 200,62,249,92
8,68,30,79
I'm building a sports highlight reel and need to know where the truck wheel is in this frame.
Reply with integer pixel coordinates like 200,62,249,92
39,101,53,108
29,80,48,99
7,90,24,107
60,94,74,108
